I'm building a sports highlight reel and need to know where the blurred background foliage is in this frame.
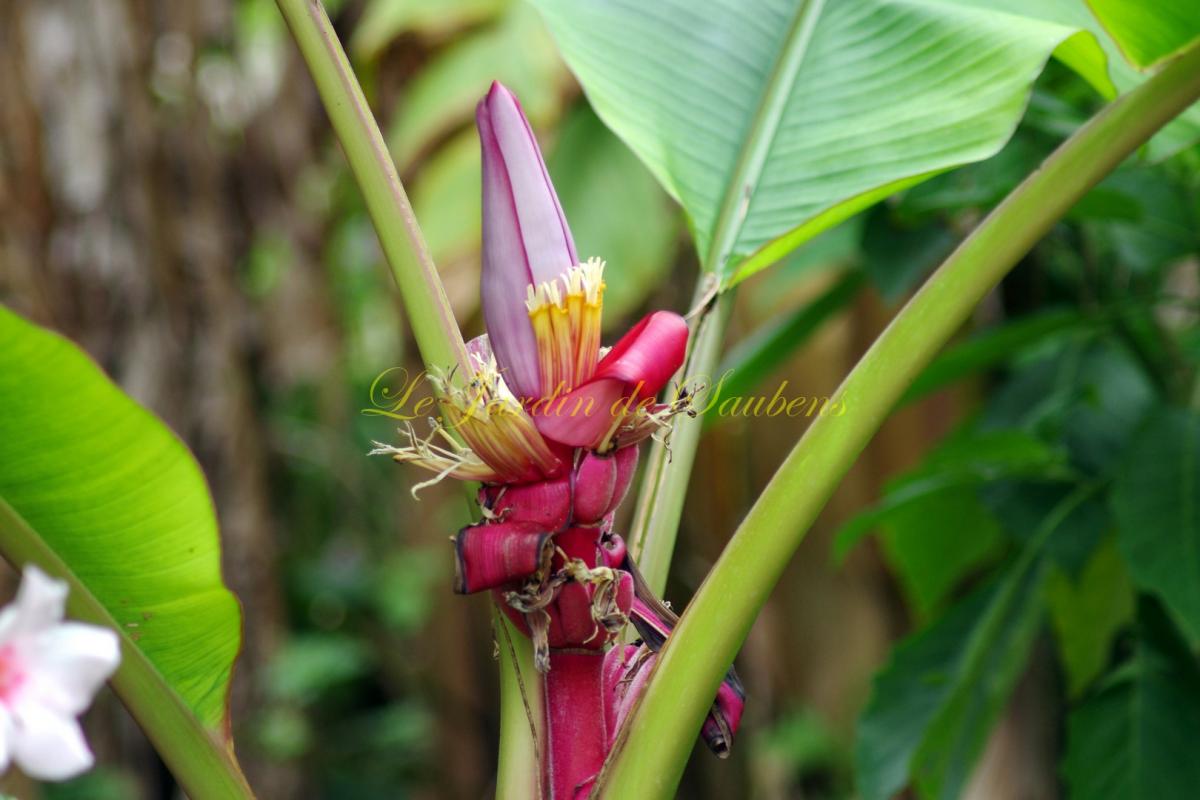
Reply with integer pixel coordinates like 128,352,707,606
0,0,1198,798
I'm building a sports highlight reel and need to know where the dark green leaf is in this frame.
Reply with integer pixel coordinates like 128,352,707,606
982,480,1110,575
855,554,1049,800
1111,408,1200,640
1047,538,1134,698
901,309,1091,407
1062,598,1200,799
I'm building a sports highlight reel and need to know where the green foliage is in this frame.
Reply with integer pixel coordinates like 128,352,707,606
1112,409,1200,640
856,551,1050,800
1062,599,1200,799
352,0,512,63
1086,0,1200,69
814,27,1200,796
0,307,241,732
902,309,1092,406
835,428,1068,617
385,3,566,169
963,0,1200,158
533,0,1103,284
547,105,681,322
0,308,247,793
1047,538,1134,697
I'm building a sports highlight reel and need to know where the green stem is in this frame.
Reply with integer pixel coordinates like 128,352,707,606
274,0,468,376
494,606,545,800
628,289,733,592
598,42,1200,800
0,500,253,799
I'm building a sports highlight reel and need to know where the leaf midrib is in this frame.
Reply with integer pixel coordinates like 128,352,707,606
704,0,826,278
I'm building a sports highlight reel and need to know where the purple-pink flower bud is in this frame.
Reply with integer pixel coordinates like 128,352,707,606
477,81,577,400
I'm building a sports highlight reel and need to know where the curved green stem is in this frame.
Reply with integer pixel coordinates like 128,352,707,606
274,0,468,376
598,42,1200,799
0,500,253,799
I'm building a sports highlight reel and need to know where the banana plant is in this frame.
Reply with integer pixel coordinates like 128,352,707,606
3,0,1193,797
271,0,1200,797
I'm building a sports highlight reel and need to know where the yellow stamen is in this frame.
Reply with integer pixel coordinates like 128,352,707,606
525,258,606,397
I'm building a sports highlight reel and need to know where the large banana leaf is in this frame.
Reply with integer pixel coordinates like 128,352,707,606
1087,0,1200,69
531,0,1105,286
957,0,1200,159
0,307,248,794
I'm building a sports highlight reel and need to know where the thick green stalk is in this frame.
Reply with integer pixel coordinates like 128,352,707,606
598,42,1200,799
273,1,539,791
494,607,544,799
627,290,733,592
274,0,468,376
0,500,253,799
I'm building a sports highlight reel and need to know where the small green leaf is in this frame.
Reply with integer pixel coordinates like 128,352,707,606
1086,0,1200,70
1062,598,1200,799
1047,538,1134,698
1112,408,1200,641
878,488,1007,621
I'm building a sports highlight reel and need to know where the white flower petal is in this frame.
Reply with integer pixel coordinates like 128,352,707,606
9,567,68,638
10,701,93,781
26,624,120,716
0,607,20,648
0,704,13,775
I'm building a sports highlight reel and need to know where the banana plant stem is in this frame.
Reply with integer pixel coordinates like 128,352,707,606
597,42,1200,800
627,289,734,593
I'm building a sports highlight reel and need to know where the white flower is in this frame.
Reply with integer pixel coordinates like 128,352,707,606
0,566,120,781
